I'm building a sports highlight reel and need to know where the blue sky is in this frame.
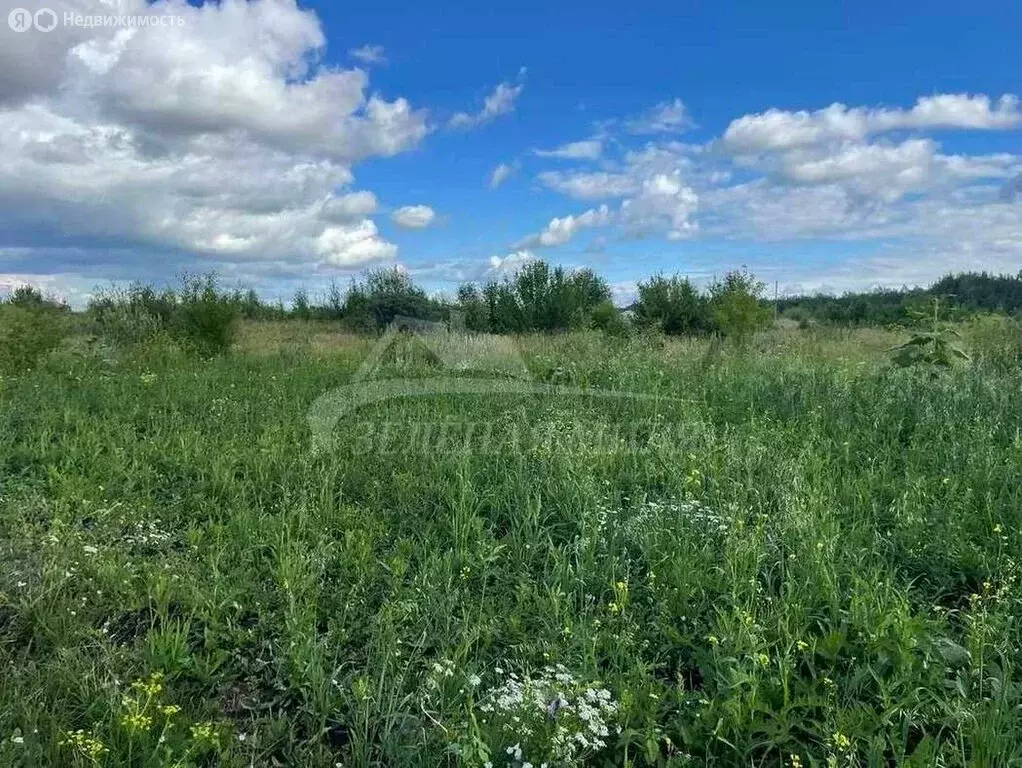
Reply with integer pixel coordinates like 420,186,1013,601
0,0,1020,305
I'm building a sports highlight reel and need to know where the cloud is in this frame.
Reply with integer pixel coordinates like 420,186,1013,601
321,191,379,222
620,173,699,239
721,94,1021,154
776,138,940,200
529,91,1020,284
534,139,603,160
0,0,423,284
536,142,700,202
490,162,516,188
54,1,429,163
1001,173,1022,202
519,205,612,248
537,171,639,200
391,205,437,229
450,76,525,129
315,220,397,266
488,249,535,274
349,43,387,65
870,93,1021,132
721,104,869,154
627,98,691,134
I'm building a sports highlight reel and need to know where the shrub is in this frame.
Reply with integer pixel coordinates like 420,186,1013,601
466,259,612,332
0,304,67,374
456,283,489,332
87,285,167,346
88,275,237,356
291,288,311,320
707,268,772,342
172,274,238,356
343,268,442,331
633,274,708,335
590,299,630,336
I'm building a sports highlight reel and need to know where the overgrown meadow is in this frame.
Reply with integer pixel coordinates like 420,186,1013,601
2,318,1022,766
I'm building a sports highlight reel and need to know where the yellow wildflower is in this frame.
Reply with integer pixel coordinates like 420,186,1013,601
190,721,219,745
832,731,852,751
62,730,108,760
132,671,165,697
121,712,153,733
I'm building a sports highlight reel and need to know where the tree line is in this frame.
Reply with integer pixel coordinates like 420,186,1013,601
778,272,1022,327
292,262,775,340
5,265,1022,357
284,265,1022,334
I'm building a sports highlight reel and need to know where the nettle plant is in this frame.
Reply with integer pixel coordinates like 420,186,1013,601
889,297,970,368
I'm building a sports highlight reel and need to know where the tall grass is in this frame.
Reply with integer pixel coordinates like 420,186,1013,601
0,327,1021,765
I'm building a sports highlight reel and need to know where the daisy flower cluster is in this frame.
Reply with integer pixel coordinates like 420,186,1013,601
475,664,620,766
583,496,730,553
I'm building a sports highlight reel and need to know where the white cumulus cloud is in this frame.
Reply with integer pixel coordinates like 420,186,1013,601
537,171,639,200
391,205,437,229
488,249,535,273
316,220,397,266
721,94,1021,154
0,0,427,284
620,172,699,239
519,205,612,248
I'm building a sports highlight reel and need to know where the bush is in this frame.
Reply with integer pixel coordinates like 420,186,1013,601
0,304,67,374
87,285,167,346
171,275,238,356
456,284,489,332
633,274,708,335
343,268,442,331
590,299,630,336
463,259,612,333
708,268,772,342
88,274,237,356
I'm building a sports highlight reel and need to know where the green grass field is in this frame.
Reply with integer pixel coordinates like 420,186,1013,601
2,324,1022,766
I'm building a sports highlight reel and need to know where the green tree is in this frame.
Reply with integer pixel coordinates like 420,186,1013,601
291,288,311,320
470,259,611,333
633,274,709,335
342,267,442,330
326,280,344,321
707,268,772,342
457,283,489,331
